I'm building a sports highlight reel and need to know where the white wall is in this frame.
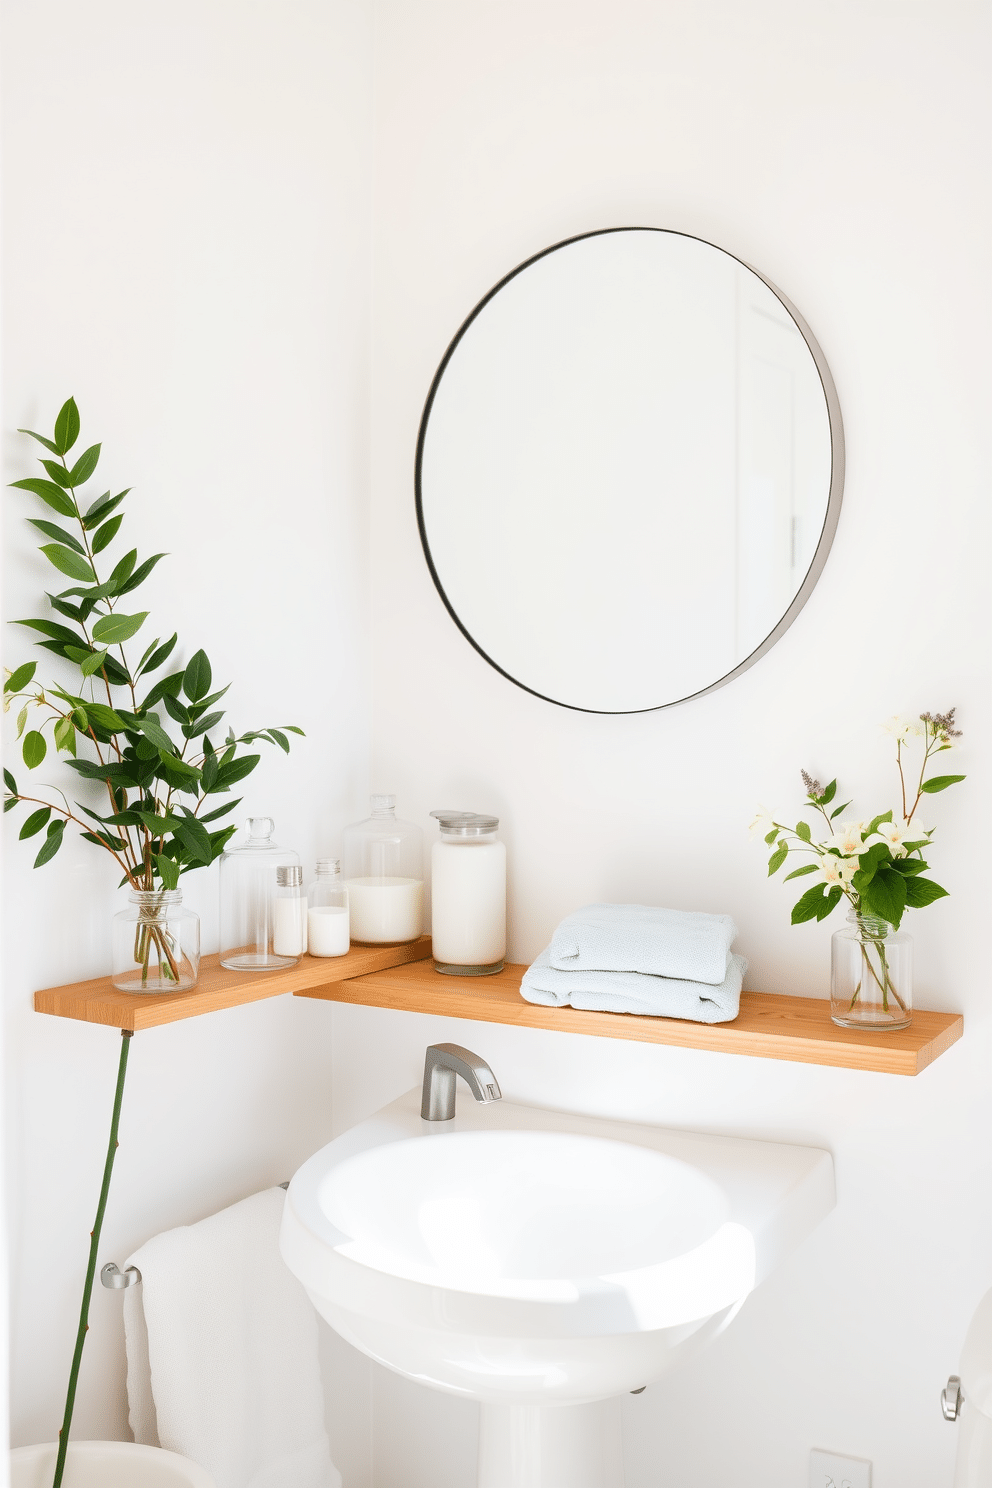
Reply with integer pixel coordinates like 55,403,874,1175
360,1,992,1485
2,0,374,1468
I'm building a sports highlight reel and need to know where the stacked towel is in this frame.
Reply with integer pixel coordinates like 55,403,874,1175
522,904,746,1023
124,1187,341,1488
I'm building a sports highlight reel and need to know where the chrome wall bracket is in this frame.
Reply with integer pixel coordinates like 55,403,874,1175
100,1261,141,1289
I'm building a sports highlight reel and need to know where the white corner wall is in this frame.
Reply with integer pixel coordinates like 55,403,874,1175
2,0,374,1470
360,2,992,1486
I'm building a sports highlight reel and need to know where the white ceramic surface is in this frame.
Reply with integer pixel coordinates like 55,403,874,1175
10,1441,215,1488
281,1088,835,1406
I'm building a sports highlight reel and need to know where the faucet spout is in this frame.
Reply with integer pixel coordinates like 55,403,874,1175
421,1043,502,1121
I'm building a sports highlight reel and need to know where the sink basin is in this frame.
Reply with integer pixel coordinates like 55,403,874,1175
281,1086,834,1486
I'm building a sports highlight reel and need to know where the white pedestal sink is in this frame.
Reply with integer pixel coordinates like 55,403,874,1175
281,1087,834,1487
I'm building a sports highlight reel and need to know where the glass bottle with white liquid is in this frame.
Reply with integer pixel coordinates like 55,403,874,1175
342,795,424,944
219,817,302,970
429,810,506,976
308,859,350,957
273,865,307,960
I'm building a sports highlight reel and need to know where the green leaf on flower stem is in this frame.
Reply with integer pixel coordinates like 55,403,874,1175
28,518,86,553
18,426,60,454
68,443,100,487
41,458,76,490
155,854,181,890
829,800,852,820
184,710,224,740
53,717,76,755
819,779,837,804
84,702,127,732
82,490,126,529
133,714,175,754
19,805,51,839
866,811,893,835
173,816,213,864
211,754,260,791
784,862,819,881
16,706,28,738
90,513,122,554
33,818,65,867
80,830,127,852
904,875,949,908
53,398,80,455
138,633,177,677
4,798,18,812
10,477,77,518
891,857,927,876
920,774,966,794
199,797,241,823
189,683,230,712
851,842,890,891
40,543,93,583
117,552,166,597
283,725,305,736
791,883,841,924
200,751,219,792
860,868,907,927
4,660,37,693
4,767,18,795
266,728,291,753
795,820,811,843
107,549,137,591
183,649,212,702
767,843,788,876
763,827,779,845
22,730,46,768
140,670,184,710
80,648,109,678
91,610,148,645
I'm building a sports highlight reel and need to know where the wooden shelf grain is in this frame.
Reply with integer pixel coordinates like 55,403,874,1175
34,938,434,1032
297,959,963,1076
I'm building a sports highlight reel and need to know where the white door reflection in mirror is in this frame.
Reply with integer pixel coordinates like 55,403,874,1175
416,229,843,714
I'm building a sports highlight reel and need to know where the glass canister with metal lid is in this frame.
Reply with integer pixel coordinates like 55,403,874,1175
342,795,425,944
429,810,506,976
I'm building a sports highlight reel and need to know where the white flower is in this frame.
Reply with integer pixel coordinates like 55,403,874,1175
866,818,914,858
882,715,923,742
749,806,774,840
822,854,858,887
827,821,865,856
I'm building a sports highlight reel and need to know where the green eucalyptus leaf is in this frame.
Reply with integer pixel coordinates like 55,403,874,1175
134,714,175,753
90,513,123,554
5,661,37,693
920,774,966,794
82,490,126,528
184,710,224,739
18,426,60,454
28,519,86,553
173,815,212,864
53,398,80,455
84,702,126,732
91,610,148,645
107,549,138,591
68,443,100,486
784,862,819,881
200,751,219,792
18,805,52,839
22,730,46,768
80,648,109,678
211,754,260,790
4,768,18,795
198,796,240,823
266,728,290,753
904,876,949,908
161,691,191,726
117,552,166,596
183,649,212,702
189,683,230,711
33,818,65,867
80,830,127,851
140,671,184,710
138,633,177,676
16,706,28,738
41,459,76,490
10,478,77,518
283,725,305,736
40,544,93,582
155,854,181,890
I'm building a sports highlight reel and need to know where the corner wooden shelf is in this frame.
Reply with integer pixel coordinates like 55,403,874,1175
36,947,962,1074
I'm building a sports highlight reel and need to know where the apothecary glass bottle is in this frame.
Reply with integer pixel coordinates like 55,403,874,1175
308,859,350,957
429,811,506,975
272,864,307,961
219,817,302,970
342,795,424,944
830,910,912,1030
112,889,200,993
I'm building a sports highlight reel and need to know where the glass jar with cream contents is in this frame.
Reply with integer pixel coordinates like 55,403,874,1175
342,795,424,944
308,859,350,957
429,810,506,976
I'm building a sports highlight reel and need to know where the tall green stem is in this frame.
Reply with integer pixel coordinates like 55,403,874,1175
52,1029,132,1488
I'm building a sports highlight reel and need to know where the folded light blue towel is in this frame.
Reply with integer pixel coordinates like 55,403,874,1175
521,948,747,1024
549,904,738,986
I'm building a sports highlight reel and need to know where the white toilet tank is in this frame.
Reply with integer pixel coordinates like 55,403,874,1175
953,1287,992,1486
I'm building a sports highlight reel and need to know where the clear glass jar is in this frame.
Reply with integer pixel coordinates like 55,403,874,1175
831,910,912,1030
219,817,302,970
342,795,424,944
112,889,200,993
430,811,506,976
273,864,307,961
308,859,350,957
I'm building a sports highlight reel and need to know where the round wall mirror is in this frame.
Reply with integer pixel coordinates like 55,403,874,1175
416,228,844,714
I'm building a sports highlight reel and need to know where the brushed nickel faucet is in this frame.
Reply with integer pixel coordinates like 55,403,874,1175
421,1043,502,1121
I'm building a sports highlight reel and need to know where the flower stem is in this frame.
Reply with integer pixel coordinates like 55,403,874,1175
52,1029,132,1488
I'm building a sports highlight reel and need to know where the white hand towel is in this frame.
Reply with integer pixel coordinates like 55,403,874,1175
124,1187,341,1488
521,946,747,1023
549,903,738,985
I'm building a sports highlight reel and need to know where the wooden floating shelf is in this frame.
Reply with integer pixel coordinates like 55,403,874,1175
33,938,435,1032
36,947,962,1074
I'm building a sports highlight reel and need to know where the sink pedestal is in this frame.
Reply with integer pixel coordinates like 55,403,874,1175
478,1400,623,1488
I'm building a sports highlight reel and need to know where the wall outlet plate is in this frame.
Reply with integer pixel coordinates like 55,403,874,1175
809,1448,872,1488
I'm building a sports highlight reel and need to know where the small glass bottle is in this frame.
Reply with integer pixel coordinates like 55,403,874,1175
112,889,200,993
273,865,307,960
307,859,350,957
831,910,912,1030
429,810,506,976
342,795,424,944
219,817,302,970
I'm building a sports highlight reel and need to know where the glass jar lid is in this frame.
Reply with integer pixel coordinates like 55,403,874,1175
430,809,499,837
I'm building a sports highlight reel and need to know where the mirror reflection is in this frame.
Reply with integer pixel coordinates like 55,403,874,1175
417,229,843,714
